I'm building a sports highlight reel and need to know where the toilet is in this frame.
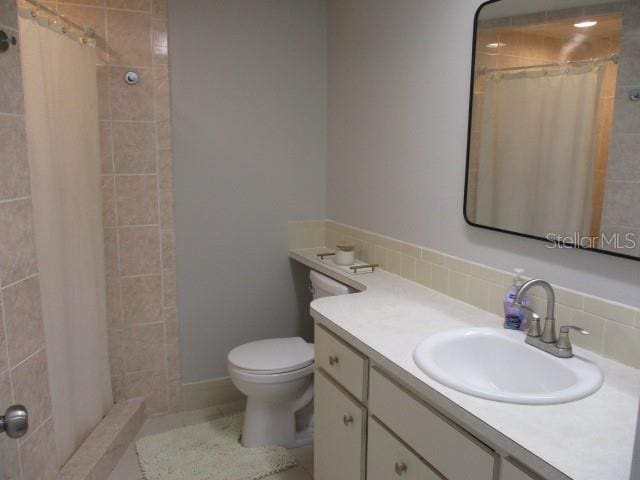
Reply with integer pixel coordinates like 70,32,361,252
228,270,352,448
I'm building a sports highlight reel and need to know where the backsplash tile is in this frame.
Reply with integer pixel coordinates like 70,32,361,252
298,219,640,369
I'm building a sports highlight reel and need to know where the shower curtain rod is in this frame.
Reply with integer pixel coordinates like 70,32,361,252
21,0,96,38
477,54,619,76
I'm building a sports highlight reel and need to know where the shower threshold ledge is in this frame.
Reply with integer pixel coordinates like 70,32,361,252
57,397,145,480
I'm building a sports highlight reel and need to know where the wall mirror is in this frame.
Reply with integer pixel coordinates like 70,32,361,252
465,0,640,260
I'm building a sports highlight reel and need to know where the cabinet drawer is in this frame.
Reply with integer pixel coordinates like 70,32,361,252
368,417,442,480
369,368,495,480
315,370,366,480
315,324,367,401
501,458,540,480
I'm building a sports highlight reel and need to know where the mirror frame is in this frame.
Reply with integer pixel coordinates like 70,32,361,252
464,0,640,262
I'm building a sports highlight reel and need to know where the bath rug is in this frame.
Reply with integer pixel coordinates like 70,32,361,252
135,412,297,480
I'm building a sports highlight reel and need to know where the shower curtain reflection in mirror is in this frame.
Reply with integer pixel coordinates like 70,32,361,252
470,64,605,241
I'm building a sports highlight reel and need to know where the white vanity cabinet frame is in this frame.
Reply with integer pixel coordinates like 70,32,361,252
313,319,572,480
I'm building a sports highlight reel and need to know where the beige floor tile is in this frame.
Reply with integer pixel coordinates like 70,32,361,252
180,406,222,426
265,466,313,480
290,445,313,475
136,411,183,439
110,412,314,480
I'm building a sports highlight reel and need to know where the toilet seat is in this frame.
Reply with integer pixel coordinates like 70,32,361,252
228,362,314,384
228,337,314,375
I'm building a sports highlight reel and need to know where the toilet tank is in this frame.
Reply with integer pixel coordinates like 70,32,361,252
310,270,353,299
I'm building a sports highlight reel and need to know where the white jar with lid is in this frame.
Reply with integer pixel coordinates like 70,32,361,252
334,241,355,266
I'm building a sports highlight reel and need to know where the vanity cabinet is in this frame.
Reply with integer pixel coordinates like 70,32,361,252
315,325,368,480
315,369,366,480
315,323,544,480
500,458,541,480
314,322,496,480
315,324,368,401
367,418,441,480
369,368,495,480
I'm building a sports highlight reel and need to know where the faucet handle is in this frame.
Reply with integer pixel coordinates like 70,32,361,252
557,325,589,353
527,312,542,337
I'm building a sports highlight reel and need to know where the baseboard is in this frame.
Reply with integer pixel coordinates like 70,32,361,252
181,376,245,411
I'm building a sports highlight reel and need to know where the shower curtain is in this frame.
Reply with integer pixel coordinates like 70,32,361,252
19,17,113,466
476,65,604,239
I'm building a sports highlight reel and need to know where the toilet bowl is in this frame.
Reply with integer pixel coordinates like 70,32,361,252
228,337,315,448
228,271,353,448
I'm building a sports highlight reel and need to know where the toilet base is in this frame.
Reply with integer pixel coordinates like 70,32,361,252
241,396,313,448
291,425,313,448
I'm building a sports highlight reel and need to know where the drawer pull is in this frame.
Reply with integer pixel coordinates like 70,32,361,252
343,414,354,426
328,355,339,366
394,462,407,475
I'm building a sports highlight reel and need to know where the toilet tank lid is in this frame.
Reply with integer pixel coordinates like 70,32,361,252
228,337,314,374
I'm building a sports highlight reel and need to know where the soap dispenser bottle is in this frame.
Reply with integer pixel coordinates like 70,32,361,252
503,268,529,331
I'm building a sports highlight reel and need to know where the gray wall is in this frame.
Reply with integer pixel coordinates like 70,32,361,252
327,0,640,308
169,0,327,382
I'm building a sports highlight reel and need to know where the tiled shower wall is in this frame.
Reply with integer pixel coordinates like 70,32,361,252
602,2,640,257
16,0,180,416
0,2,58,479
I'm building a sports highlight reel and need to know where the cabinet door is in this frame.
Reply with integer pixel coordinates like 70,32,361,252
315,369,366,480
501,458,540,480
369,368,495,480
367,417,442,480
315,324,368,401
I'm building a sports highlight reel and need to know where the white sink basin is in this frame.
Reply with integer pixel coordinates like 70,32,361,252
413,328,603,405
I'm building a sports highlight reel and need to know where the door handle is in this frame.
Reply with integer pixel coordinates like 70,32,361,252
0,405,28,439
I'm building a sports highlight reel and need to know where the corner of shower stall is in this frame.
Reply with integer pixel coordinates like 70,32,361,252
15,5,148,479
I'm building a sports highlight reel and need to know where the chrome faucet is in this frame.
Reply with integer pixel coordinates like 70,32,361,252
512,279,589,358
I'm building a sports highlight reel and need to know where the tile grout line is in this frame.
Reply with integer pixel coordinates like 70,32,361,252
0,272,39,291
150,4,171,415
103,0,128,402
0,195,31,205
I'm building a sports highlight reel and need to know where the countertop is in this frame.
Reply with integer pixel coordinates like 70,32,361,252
290,248,640,480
